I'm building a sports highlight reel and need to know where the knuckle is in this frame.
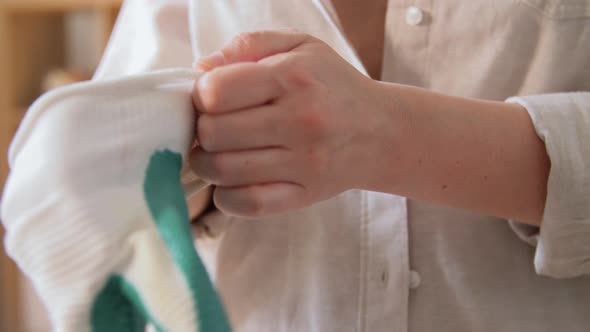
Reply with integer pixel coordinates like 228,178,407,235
276,27,313,42
281,64,315,89
209,154,228,181
189,150,206,176
242,190,266,217
197,115,217,151
198,70,225,111
231,32,259,54
297,98,329,135
191,81,204,110
191,152,219,183
215,187,266,218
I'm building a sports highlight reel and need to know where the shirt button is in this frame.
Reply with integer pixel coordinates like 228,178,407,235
409,270,421,289
405,6,424,26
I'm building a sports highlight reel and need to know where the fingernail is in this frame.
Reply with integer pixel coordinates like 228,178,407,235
195,51,225,71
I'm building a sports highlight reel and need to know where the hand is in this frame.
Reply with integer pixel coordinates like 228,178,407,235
190,30,394,217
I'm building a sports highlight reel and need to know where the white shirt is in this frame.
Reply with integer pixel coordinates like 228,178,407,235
95,0,590,331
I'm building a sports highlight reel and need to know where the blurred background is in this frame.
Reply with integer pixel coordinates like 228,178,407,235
0,1,122,331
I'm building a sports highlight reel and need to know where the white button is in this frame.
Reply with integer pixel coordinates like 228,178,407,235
409,270,421,289
405,6,424,26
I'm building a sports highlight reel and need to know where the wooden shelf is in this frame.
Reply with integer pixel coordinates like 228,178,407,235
0,0,122,12
0,223,20,332
0,108,24,332
0,107,25,190
0,2,122,330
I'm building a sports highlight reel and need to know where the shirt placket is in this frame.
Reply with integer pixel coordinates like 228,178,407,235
378,2,433,332
313,1,426,331
363,192,409,332
382,0,433,87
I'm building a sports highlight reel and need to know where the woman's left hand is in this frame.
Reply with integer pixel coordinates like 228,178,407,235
190,29,396,217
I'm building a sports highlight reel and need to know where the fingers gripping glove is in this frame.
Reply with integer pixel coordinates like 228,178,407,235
1,69,231,332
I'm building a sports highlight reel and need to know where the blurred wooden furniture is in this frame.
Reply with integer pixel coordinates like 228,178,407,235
0,1,121,331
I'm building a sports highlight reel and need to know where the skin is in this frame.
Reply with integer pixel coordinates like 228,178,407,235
330,0,388,79
187,4,550,226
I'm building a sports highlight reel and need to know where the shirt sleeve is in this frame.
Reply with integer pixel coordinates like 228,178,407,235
93,0,193,80
506,92,590,279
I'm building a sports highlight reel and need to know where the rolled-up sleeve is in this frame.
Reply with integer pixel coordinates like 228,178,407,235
507,92,590,279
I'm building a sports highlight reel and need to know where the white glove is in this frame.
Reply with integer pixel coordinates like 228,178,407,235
1,69,230,332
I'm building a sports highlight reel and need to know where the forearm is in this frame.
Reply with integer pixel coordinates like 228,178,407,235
372,82,550,225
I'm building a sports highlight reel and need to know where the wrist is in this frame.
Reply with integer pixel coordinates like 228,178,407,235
358,80,415,193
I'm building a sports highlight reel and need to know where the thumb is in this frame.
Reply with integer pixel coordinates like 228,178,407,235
195,29,310,71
